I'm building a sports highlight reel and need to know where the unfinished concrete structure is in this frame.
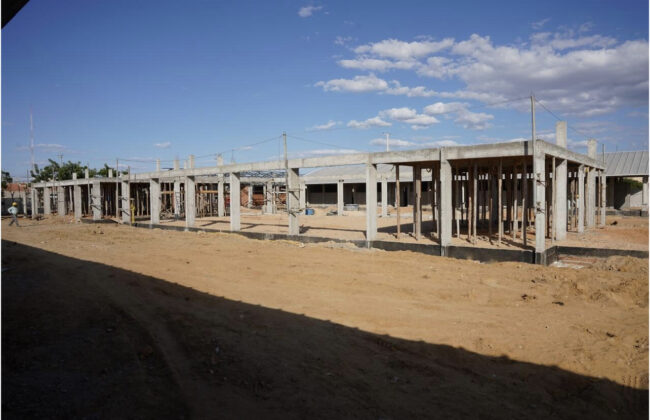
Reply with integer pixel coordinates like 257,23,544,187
603,151,649,214
31,123,605,264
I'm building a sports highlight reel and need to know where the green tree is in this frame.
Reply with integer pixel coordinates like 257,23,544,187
31,159,87,182
2,170,13,190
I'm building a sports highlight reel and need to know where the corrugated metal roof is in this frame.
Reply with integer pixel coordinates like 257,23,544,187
605,151,649,177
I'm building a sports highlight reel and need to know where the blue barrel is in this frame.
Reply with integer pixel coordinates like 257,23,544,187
305,208,315,215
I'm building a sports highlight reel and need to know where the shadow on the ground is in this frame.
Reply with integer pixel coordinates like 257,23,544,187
2,240,647,419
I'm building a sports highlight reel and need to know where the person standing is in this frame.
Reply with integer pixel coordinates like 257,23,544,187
8,202,20,227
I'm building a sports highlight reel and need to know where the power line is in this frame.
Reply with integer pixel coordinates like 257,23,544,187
533,97,591,141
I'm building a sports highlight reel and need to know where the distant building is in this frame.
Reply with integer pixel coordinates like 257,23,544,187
604,151,648,213
2,183,30,215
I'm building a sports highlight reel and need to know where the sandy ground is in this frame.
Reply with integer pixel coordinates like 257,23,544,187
152,207,648,251
2,216,648,418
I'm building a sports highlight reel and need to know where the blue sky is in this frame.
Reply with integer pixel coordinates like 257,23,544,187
2,0,648,179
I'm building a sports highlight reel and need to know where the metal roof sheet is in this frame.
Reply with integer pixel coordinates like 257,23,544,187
605,151,648,177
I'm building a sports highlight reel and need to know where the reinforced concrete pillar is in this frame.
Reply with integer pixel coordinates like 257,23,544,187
173,180,181,217
121,180,130,224
91,181,102,221
534,145,546,261
586,168,596,228
74,184,82,221
642,176,648,210
174,159,180,171
44,186,51,215
56,185,65,215
365,164,377,241
185,176,196,228
247,184,253,208
554,159,567,240
578,165,585,233
299,182,306,214
287,168,300,235
150,178,160,225
439,149,452,249
31,188,38,219
264,180,272,214
156,159,161,172
230,173,241,231
599,171,606,227
218,177,225,217
337,180,344,216
381,178,388,217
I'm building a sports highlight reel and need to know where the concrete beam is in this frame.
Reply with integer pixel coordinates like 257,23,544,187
287,168,300,235
230,173,241,231
365,164,378,241
150,179,160,225
185,176,196,228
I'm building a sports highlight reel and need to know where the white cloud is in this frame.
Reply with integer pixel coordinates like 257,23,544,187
154,141,171,149
531,18,551,30
334,36,354,46
454,109,494,130
354,38,454,60
379,107,439,130
315,74,388,92
298,5,323,18
290,148,360,158
347,116,391,129
308,120,340,131
423,102,466,115
384,81,436,97
327,32,648,117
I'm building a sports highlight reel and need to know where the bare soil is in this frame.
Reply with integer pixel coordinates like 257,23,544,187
2,216,648,418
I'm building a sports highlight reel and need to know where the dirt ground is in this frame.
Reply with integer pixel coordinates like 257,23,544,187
152,207,648,251
2,216,648,418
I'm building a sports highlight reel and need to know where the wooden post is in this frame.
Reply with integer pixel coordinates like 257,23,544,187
395,165,400,238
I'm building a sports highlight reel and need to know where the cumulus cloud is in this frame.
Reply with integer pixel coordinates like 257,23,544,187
290,148,360,158
326,31,648,117
154,141,171,149
384,81,436,97
298,5,323,17
308,120,340,131
423,101,494,130
347,116,392,129
379,107,439,130
315,74,388,92
370,138,415,147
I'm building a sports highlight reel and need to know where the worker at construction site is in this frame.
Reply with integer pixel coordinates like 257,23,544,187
8,202,20,227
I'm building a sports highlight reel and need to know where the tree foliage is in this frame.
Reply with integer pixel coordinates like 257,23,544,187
2,170,13,190
30,160,126,183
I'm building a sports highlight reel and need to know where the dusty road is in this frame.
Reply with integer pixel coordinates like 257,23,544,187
2,216,648,418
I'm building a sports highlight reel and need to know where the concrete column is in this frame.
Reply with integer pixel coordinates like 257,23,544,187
287,168,300,235
230,173,241,231
381,178,388,217
599,171,606,227
30,188,38,218
156,159,161,172
365,164,377,241
74,184,82,221
642,176,648,209
337,180,344,216
189,155,195,169
91,181,102,221
247,184,253,208
185,176,196,228
586,168,596,228
218,177,225,217
587,138,597,160
556,121,567,148
534,145,546,260
578,165,585,233
20,190,28,214
299,182,306,214
149,178,160,225
264,180,272,214
173,180,181,217
121,180,130,224
44,186,51,215
108,169,113,178
413,165,422,240
174,159,180,171
554,160,567,240
57,185,67,215
439,150,452,249
84,168,89,179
